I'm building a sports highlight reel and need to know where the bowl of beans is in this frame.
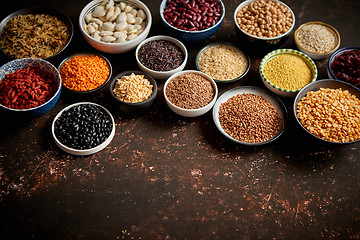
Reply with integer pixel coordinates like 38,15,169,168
259,49,318,97
327,47,360,89
58,52,112,94
0,8,73,60
160,0,225,42
234,0,295,51
294,21,340,60
109,70,158,115
79,0,152,54
52,102,115,155
196,42,250,83
135,35,188,80
294,79,360,144
0,58,61,116
164,70,218,117
213,86,287,145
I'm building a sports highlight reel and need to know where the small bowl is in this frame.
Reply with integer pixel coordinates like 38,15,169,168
159,0,225,42
0,58,61,116
52,102,115,155
79,0,152,54
294,79,360,144
58,52,112,94
195,42,250,83
135,35,188,80
294,21,340,60
259,49,318,97
212,86,287,146
109,70,158,115
163,70,218,117
233,0,295,52
0,8,73,60
327,46,360,88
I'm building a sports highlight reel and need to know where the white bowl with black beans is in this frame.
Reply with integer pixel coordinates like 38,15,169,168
164,70,218,117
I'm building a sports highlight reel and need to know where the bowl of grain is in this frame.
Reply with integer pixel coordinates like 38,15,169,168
195,42,250,83
234,0,295,52
109,70,158,115
259,49,318,97
294,79,360,144
164,70,218,117
213,86,287,145
294,21,340,60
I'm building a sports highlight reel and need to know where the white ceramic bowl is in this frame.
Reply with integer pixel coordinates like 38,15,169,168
52,102,115,155
164,70,218,117
294,21,340,60
79,0,152,54
259,49,318,97
135,35,188,80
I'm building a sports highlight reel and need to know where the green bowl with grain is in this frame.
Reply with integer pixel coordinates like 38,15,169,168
259,49,318,97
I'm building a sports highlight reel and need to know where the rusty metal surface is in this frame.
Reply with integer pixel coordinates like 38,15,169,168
0,0,360,239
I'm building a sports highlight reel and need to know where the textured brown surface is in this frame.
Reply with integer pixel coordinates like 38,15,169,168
1,0,360,239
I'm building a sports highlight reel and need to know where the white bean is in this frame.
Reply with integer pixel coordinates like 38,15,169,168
109,7,121,22
100,30,114,36
105,0,114,10
125,24,134,31
102,22,115,31
92,31,101,41
137,10,146,20
116,12,127,23
92,9,106,18
130,9,137,16
115,22,127,31
113,31,127,39
90,22,99,30
85,13,93,23
114,36,126,43
91,18,103,25
126,13,135,24
119,2,126,11
102,35,116,42
133,24,142,30
105,6,114,20
88,24,96,35
127,34,138,40
124,5,133,13
134,17,143,25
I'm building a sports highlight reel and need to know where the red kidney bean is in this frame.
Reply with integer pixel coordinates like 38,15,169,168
163,0,222,31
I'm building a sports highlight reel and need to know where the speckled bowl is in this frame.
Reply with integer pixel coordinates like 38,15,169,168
0,58,61,116
259,49,318,97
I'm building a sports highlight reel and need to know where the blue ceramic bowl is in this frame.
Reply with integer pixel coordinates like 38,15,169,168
0,58,62,116
160,0,225,42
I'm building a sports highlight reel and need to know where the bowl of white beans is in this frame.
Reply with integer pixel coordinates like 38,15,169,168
233,0,295,52
79,0,152,54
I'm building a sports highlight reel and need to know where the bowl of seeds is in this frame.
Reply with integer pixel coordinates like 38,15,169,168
109,70,157,115
213,86,287,145
259,49,318,97
195,42,250,83
294,79,360,144
294,21,340,60
164,70,218,117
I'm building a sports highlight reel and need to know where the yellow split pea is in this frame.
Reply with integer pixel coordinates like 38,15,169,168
264,54,312,90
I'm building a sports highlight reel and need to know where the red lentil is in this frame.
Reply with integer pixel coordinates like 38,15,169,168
0,66,57,109
60,55,110,92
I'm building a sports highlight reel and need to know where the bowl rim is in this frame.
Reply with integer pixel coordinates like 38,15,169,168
0,57,62,112
0,7,73,60
135,35,188,75
159,0,225,34
294,21,341,56
52,101,116,155
58,52,112,94
233,0,295,41
259,48,318,93
327,46,360,80
212,85,288,146
293,79,360,144
79,0,152,46
195,42,251,83
109,70,158,105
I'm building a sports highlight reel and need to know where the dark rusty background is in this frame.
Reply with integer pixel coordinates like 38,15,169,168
1,0,360,239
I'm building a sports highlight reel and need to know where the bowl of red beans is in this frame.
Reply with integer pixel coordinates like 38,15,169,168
160,0,225,42
327,47,360,89
0,58,61,116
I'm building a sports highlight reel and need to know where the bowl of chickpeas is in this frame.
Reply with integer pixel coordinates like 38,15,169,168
234,0,295,52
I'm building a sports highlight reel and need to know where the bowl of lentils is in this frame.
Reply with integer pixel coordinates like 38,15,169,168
259,49,318,97
135,35,188,80
294,79,360,144
213,86,287,145
327,47,360,89
52,102,115,155
294,21,340,60
164,70,218,117
234,0,295,51
160,0,225,42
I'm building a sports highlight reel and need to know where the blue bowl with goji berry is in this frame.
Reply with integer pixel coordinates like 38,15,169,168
0,58,61,116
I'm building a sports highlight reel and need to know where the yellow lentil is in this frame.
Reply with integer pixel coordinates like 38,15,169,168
60,55,110,91
264,54,312,90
